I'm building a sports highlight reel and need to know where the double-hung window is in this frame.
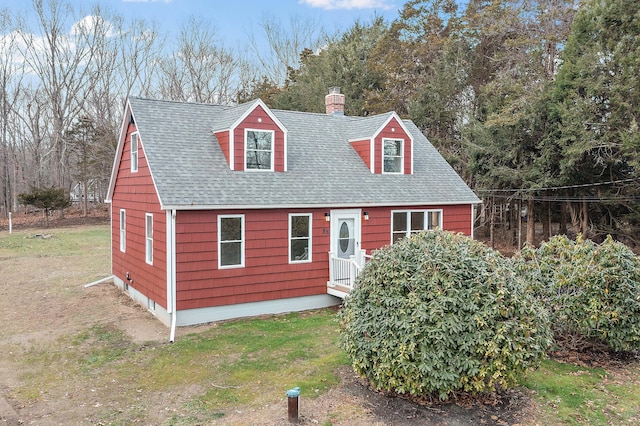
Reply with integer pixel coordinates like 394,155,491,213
119,209,126,252
131,132,139,172
289,214,312,263
245,129,274,170
145,213,153,264
391,210,442,243
219,215,244,268
383,138,403,173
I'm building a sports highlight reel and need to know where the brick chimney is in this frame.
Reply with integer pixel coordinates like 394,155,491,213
325,86,345,116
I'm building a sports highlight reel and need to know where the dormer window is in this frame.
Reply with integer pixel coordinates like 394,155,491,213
383,139,403,173
245,129,274,170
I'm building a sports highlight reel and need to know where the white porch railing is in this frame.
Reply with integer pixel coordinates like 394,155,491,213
327,250,371,298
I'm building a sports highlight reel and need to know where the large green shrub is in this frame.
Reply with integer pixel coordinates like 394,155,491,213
339,230,551,400
514,234,640,352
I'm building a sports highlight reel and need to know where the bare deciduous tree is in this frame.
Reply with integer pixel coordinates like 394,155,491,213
0,11,24,215
247,14,329,86
158,16,238,104
16,0,105,189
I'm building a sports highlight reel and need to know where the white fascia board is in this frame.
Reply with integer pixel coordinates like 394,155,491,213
105,101,134,203
162,200,482,211
376,113,415,145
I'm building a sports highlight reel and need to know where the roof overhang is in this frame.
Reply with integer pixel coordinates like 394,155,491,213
105,100,134,203
160,200,482,211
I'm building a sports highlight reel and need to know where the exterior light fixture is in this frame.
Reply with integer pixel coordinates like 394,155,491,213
325,212,330,222
363,211,369,221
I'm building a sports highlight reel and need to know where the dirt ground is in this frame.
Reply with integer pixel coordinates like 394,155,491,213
0,210,537,425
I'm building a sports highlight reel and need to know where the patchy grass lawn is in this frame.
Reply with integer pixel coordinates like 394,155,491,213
521,359,640,425
16,309,348,424
1,224,639,425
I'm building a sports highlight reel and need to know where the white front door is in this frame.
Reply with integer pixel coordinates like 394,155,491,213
330,210,361,259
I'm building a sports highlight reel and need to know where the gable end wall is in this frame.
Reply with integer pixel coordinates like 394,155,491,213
233,105,286,172
111,122,167,309
374,117,412,174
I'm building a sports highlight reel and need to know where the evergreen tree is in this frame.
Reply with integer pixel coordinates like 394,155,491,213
546,0,640,242
18,186,71,227
268,17,388,116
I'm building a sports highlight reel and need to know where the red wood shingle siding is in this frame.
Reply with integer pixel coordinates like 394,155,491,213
350,139,371,171
232,105,286,172
173,204,472,310
175,209,330,310
215,130,230,164
373,117,412,174
111,122,167,308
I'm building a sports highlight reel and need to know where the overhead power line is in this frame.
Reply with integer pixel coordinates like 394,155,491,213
487,193,640,203
474,177,639,194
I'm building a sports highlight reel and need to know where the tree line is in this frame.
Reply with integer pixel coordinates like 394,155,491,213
247,0,639,249
0,0,328,216
1,0,638,249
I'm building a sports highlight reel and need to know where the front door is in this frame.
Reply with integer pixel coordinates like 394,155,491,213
330,210,361,260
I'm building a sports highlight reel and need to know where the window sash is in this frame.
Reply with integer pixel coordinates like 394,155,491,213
245,130,274,170
289,214,312,263
119,209,126,252
145,213,153,264
131,133,139,172
219,215,245,268
383,139,403,173
391,210,442,243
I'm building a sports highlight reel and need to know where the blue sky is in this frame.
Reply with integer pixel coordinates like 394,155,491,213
0,0,402,47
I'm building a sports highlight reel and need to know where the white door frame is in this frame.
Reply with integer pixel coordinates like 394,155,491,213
329,209,362,259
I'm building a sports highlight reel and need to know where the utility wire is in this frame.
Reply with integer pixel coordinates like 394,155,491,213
487,193,640,202
474,177,639,193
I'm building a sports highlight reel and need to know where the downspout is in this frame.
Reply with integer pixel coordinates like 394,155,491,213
471,203,476,240
168,209,177,342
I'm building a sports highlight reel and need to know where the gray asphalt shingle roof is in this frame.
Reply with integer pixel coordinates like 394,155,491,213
127,97,479,209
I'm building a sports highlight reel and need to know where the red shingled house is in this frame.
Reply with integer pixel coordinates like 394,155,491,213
106,88,480,336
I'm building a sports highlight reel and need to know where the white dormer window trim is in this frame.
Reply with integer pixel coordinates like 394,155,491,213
244,128,275,171
369,138,375,173
131,132,139,173
382,138,404,174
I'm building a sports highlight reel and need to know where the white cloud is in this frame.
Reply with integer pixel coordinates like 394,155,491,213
299,0,394,10
70,15,117,37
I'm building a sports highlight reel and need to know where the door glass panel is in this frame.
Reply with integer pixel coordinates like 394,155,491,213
337,219,355,258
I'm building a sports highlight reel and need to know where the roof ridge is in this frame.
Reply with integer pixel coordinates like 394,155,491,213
129,96,232,108
273,108,398,121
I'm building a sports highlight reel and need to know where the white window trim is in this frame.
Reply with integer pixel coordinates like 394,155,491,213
218,214,245,269
289,213,312,264
131,132,139,173
244,128,275,171
145,213,153,265
428,210,443,230
382,138,404,174
119,209,126,252
390,209,443,243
